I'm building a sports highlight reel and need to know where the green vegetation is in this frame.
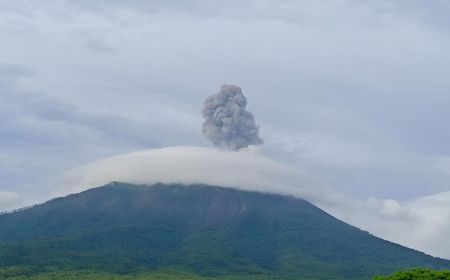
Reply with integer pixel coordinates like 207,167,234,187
0,267,299,280
3,267,450,280
373,268,450,279
0,183,449,280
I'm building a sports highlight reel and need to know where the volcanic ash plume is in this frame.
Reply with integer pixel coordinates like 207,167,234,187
201,84,263,150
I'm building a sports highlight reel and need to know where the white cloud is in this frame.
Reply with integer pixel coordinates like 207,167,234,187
0,62,202,196
0,191,22,212
58,146,327,202
0,0,449,260
1,0,450,201
330,191,450,260
59,146,450,259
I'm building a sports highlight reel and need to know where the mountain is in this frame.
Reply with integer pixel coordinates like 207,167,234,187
0,182,448,279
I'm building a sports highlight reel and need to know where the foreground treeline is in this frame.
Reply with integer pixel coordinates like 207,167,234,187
1,267,450,280
374,268,450,279
0,267,258,280
0,267,305,280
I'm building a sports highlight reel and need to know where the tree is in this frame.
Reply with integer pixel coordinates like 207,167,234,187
373,268,450,280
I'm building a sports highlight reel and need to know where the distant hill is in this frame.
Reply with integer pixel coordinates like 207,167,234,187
0,182,448,279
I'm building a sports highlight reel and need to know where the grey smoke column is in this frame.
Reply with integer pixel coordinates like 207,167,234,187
202,84,263,150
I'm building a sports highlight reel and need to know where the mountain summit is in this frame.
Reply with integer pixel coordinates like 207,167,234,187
0,183,448,279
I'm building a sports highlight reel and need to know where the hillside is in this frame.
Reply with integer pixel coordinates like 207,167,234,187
0,182,448,279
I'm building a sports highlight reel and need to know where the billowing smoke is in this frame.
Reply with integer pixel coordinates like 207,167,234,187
202,84,263,150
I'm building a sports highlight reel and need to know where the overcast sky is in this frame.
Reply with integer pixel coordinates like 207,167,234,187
1,0,450,257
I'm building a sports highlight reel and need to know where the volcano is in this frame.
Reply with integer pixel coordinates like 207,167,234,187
0,182,448,279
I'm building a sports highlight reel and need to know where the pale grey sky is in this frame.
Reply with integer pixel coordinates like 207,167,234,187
1,0,450,257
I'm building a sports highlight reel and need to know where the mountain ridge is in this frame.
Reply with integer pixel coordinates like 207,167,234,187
0,182,448,279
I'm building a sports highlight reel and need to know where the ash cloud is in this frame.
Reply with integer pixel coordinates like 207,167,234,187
202,84,263,150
